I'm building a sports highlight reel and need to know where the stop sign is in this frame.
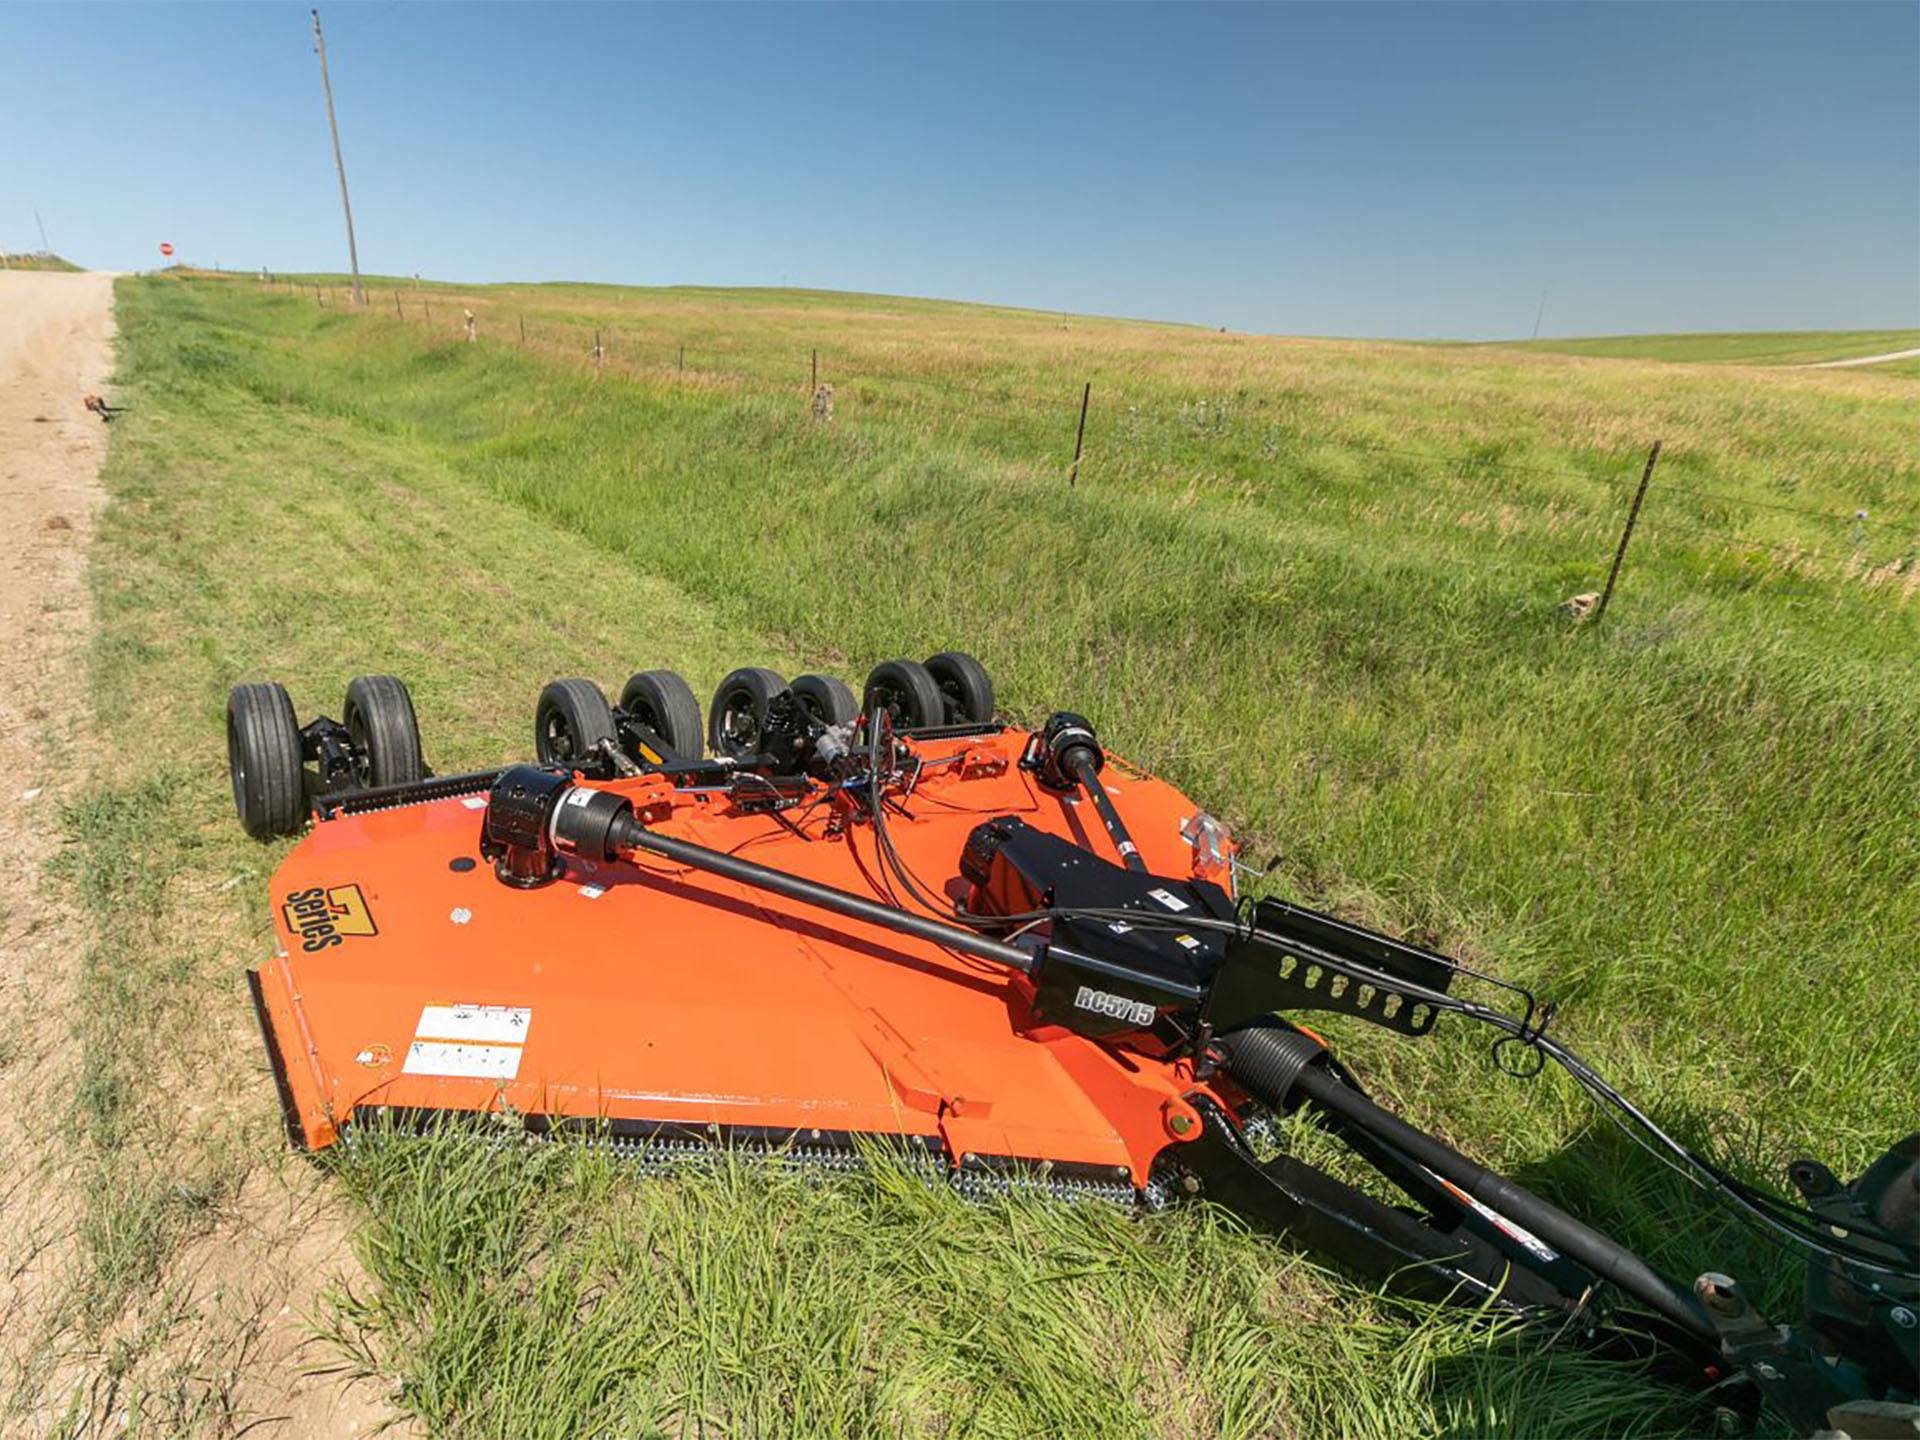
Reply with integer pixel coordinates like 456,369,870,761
159,242,174,257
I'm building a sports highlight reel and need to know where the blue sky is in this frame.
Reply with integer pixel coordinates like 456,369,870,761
2,2,1914,339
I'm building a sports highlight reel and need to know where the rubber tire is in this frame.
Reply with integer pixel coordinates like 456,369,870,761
536,678,617,769
862,659,944,735
618,669,704,758
343,674,425,787
924,651,995,724
228,681,305,839
790,673,858,728
707,667,788,758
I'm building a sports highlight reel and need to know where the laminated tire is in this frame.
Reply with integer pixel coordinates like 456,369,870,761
924,651,995,724
708,667,788,759
619,669,704,759
791,673,858,728
862,659,944,735
228,681,305,839
536,678,617,769
344,674,425,788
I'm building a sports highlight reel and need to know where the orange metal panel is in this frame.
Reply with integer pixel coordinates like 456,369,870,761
253,730,1229,1183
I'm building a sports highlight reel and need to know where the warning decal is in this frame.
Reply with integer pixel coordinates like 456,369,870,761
403,1040,523,1080
415,1003,531,1044
402,1003,531,1079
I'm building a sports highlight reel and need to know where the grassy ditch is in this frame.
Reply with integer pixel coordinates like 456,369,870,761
40,271,1919,1436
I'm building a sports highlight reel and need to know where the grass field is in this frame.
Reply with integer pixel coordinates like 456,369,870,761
1488,328,1920,371
28,271,1917,1437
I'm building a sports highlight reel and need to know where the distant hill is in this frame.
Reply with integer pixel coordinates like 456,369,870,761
1483,329,1920,368
1,252,82,273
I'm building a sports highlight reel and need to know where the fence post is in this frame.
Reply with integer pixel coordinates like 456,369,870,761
678,343,685,372
1067,381,1091,487
519,314,526,346
811,348,818,391
393,292,402,319
1593,441,1662,624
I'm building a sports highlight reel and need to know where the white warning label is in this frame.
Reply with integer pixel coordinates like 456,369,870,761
402,1040,523,1080
414,1003,531,1045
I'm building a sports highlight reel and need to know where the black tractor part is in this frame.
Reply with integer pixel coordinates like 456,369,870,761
343,674,425,788
228,682,305,838
708,667,788,759
617,669,704,761
535,678,618,770
862,659,944,735
924,651,995,724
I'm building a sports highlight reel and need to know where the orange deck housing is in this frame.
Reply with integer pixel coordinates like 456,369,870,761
249,728,1235,1186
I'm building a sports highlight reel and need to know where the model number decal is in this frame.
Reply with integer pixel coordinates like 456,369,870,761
282,884,378,951
1073,985,1156,1027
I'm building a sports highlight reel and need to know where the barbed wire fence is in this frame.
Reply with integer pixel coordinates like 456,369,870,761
231,268,1920,606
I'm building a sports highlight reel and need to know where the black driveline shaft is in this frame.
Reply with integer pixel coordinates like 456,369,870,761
1070,754,1148,872
608,812,1041,975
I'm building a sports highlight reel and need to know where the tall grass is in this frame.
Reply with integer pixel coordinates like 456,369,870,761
45,272,1917,1437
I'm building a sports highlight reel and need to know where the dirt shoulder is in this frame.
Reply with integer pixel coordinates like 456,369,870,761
0,271,117,1404
0,274,405,1437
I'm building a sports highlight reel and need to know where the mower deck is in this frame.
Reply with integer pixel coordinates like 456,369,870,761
251,728,1220,1186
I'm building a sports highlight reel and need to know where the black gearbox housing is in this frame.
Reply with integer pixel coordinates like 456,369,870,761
961,816,1234,1048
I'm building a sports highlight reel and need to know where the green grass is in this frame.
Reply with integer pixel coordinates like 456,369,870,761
32,269,1918,1437
1487,329,1920,367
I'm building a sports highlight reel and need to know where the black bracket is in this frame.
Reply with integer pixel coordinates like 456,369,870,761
1206,897,1456,1036
298,714,361,797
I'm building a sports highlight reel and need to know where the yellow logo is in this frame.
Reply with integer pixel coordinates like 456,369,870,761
282,884,378,951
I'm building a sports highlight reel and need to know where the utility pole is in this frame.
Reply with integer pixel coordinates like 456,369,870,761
310,9,365,306
34,209,50,256
1530,289,1549,341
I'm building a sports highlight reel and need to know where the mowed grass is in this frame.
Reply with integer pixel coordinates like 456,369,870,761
1488,329,1920,368
42,270,1919,1437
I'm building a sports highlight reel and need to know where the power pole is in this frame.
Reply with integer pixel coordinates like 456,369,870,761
34,208,50,256
310,9,365,306
1530,289,1549,341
